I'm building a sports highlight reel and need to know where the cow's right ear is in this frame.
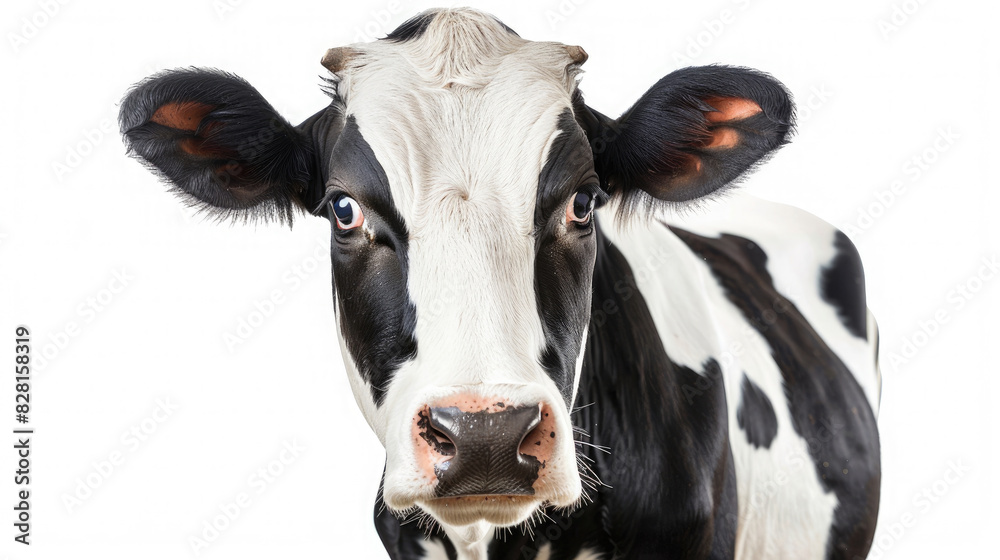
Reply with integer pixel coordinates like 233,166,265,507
119,68,322,224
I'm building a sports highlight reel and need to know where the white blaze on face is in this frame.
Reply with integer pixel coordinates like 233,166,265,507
327,9,588,524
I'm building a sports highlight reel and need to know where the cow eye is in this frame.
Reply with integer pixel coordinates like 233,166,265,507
566,191,595,225
331,195,364,230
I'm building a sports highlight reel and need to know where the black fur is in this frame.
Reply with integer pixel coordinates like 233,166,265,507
119,68,320,225
822,231,868,339
736,373,779,449
384,10,437,42
375,473,458,559
574,65,794,209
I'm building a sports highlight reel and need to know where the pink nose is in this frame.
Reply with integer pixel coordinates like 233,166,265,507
411,396,558,497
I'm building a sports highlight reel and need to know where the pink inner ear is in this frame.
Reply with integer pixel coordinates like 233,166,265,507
704,97,762,123
150,101,215,131
705,127,740,149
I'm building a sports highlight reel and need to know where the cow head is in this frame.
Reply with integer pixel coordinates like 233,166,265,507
119,7,793,540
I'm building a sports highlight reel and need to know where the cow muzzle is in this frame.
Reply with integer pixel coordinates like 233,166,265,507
420,403,550,496
400,391,571,527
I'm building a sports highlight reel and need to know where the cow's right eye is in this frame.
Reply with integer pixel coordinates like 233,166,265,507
331,195,364,230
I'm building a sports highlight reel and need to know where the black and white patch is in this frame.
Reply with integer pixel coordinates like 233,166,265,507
573,225,737,558
671,228,880,559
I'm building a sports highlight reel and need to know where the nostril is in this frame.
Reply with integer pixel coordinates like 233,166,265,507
417,407,459,457
518,423,545,456
516,406,542,455
429,406,468,457
429,425,456,457
517,403,556,467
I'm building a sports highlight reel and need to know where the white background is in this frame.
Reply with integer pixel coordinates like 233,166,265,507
2,0,997,558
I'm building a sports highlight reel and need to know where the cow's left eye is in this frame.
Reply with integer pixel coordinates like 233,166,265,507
331,195,364,230
566,191,595,225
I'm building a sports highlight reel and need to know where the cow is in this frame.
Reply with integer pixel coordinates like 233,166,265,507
118,8,881,559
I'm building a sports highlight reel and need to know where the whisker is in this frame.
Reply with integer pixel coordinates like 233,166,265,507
571,401,596,415
574,440,611,454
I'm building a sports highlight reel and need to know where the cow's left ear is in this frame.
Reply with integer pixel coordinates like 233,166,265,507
577,65,794,204
119,68,323,224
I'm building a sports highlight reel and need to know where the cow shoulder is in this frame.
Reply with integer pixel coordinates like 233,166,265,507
667,194,881,558
669,193,880,413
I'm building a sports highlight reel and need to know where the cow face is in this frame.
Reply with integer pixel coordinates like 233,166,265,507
120,7,793,535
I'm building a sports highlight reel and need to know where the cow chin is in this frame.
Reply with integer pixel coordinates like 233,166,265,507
419,495,541,528
381,459,583,514
381,451,584,530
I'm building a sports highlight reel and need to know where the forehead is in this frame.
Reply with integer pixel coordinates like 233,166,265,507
332,9,584,228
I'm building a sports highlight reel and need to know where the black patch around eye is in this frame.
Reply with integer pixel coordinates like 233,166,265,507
533,109,600,403
534,108,596,234
326,117,416,407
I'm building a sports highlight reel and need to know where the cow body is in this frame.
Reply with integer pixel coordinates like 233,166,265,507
119,8,880,560
376,194,881,559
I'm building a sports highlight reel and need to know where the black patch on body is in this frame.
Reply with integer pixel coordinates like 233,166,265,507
327,117,416,407
736,373,778,449
672,228,880,560
533,109,601,405
822,231,868,338
572,226,736,558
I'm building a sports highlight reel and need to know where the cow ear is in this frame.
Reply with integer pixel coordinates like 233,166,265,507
119,68,321,224
584,65,794,205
